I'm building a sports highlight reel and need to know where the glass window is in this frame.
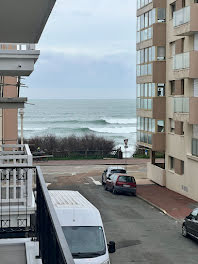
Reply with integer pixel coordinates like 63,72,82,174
118,176,135,183
145,118,148,131
137,131,140,141
140,49,144,64
158,8,166,22
149,118,152,132
140,117,144,130
170,156,174,170
140,98,144,108
145,83,148,97
170,118,175,133
62,226,106,257
137,84,140,97
137,16,140,31
136,98,140,109
137,31,140,43
148,27,152,39
145,48,148,63
157,120,164,132
140,14,144,29
137,50,140,65
148,99,152,110
157,46,165,60
137,117,140,129
148,64,152,75
148,133,152,144
152,83,155,97
145,12,148,28
149,10,152,26
152,46,155,61
148,83,152,97
157,83,165,96
170,81,175,95
152,9,156,24
144,99,147,109
152,119,155,132
137,65,140,76
140,84,144,96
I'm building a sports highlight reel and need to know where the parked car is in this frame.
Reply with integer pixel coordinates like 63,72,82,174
182,208,198,239
105,174,136,196
102,166,126,185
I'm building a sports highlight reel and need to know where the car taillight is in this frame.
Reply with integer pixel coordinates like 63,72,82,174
116,181,123,186
130,183,136,187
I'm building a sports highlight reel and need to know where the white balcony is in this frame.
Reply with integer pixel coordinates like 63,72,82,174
0,0,56,43
0,44,40,76
174,97,189,113
173,6,190,28
0,144,34,229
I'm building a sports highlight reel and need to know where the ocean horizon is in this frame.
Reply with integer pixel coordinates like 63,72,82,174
19,99,137,157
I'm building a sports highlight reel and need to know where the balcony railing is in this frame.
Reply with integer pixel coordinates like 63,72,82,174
192,138,198,157
173,6,190,27
0,43,35,51
174,97,189,113
0,144,32,166
0,166,74,264
173,52,189,70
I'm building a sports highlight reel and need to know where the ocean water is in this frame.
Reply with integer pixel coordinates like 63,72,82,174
19,99,137,157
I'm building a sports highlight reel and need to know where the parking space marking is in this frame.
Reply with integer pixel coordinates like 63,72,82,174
89,177,102,186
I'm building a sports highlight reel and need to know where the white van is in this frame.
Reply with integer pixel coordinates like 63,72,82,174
49,190,115,264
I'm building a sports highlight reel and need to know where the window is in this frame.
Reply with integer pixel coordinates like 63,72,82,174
157,83,165,96
181,79,184,95
170,156,174,170
157,8,166,22
182,0,185,7
170,81,175,95
181,122,184,135
157,120,164,132
170,118,175,133
157,47,166,60
170,2,176,19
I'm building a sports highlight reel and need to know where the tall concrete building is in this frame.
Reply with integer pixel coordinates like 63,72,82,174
136,0,198,201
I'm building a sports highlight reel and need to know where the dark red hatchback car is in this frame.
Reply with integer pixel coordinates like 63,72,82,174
104,174,136,196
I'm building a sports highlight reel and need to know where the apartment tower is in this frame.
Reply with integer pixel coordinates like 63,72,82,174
136,0,198,201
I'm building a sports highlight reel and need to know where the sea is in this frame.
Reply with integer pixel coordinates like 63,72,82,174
19,99,137,157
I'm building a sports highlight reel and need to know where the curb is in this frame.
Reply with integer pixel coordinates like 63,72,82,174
137,194,182,222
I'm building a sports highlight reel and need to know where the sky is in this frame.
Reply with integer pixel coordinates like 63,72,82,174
22,0,136,99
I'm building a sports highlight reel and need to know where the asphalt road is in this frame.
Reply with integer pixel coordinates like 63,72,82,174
49,175,198,264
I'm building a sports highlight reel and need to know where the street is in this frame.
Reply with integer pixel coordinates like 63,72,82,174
40,162,198,263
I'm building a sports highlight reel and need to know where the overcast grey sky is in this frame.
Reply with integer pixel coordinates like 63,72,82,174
22,0,136,99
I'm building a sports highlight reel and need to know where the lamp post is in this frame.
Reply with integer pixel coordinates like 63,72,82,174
124,139,128,170
19,108,24,145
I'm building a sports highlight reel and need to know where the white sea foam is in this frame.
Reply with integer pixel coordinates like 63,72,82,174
89,127,136,134
104,118,136,124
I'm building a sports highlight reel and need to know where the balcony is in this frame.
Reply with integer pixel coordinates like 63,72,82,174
0,165,74,264
137,23,166,50
0,0,56,43
174,97,189,113
173,51,198,79
147,162,166,186
0,98,27,109
0,44,40,76
189,97,198,124
152,133,165,152
173,4,198,36
137,0,166,16
137,61,166,83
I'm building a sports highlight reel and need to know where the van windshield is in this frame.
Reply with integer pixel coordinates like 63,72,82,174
62,226,106,258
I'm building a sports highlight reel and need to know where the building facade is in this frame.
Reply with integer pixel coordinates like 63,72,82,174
137,0,198,201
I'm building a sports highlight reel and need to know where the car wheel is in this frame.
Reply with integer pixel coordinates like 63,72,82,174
112,187,117,195
102,176,105,185
182,224,188,237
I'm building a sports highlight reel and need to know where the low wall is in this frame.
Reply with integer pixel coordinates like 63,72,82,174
147,162,166,186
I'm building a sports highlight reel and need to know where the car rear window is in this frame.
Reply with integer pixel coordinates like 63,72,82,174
111,169,126,174
118,176,135,183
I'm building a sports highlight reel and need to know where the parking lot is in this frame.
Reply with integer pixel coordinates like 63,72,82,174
40,162,198,263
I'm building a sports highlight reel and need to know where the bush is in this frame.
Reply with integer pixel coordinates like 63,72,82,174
24,134,116,159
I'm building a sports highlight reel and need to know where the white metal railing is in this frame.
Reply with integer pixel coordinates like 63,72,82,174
0,43,35,51
173,6,190,27
173,52,190,70
0,144,32,166
174,97,189,113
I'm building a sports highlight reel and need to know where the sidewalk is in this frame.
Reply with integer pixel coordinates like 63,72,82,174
137,183,198,220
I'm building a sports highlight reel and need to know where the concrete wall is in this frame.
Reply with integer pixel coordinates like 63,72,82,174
147,162,166,186
2,76,18,144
